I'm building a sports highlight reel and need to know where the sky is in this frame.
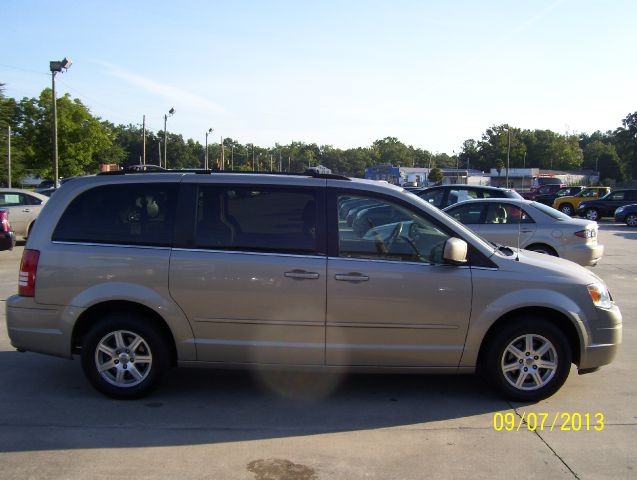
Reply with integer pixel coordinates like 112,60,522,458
2,0,636,154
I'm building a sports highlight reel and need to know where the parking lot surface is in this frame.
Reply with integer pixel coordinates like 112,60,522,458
1,222,635,479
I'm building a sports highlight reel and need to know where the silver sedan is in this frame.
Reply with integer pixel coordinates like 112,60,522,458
444,198,604,266
0,188,49,240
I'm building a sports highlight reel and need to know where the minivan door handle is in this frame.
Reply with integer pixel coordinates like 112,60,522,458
284,270,320,280
334,273,370,282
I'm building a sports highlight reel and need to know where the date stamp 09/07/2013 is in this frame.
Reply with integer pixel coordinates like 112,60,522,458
493,412,605,432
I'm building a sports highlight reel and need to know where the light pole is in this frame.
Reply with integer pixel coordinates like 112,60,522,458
163,107,175,168
49,57,72,188
204,128,213,169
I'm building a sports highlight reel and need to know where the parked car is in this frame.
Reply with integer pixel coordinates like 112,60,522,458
415,184,522,209
531,176,565,192
6,171,621,402
576,189,637,220
533,186,585,206
444,199,603,266
552,186,611,216
521,183,567,201
0,188,49,239
0,209,16,251
614,204,637,227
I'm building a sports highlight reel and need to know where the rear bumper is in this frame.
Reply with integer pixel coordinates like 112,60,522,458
0,231,16,251
6,295,76,359
564,243,604,267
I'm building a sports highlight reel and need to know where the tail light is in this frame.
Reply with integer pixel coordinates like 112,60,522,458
0,210,9,233
18,249,40,297
575,229,596,239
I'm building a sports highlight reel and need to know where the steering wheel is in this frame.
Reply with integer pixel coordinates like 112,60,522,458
385,222,404,251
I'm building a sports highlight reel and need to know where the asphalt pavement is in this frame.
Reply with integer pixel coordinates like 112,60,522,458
0,223,635,479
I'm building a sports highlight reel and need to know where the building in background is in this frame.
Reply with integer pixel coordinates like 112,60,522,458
364,165,488,187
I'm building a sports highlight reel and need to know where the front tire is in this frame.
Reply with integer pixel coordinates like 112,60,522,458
482,317,572,402
81,313,169,399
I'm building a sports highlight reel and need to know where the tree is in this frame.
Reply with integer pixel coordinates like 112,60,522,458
582,140,622,182
428,167,443,184
14,89,115,178
613,112,637,180
458,139,481,171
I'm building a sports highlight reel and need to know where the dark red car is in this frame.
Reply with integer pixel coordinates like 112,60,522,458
1,209,17,251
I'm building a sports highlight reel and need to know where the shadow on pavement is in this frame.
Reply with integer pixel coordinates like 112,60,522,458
0,350,518,453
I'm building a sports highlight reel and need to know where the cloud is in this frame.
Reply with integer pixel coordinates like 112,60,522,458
94,60,225,113
513,0,567,34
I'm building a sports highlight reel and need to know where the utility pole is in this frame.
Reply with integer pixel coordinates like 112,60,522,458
142,115,146,165
50,58,71,189
158,141,162,168
6,126,11,188
163,107,175,168
506,126,511,187
220,136,225,171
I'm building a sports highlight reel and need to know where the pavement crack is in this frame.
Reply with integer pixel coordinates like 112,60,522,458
509,402,580,479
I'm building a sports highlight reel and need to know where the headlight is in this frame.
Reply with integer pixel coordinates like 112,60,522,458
587,283,612,309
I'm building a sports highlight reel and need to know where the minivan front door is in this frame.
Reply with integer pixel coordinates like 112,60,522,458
326,192,472,367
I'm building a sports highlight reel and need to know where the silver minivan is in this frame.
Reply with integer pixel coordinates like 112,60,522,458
6,172,622,401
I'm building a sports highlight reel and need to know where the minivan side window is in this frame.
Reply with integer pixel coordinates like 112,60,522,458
195,186,320,254
52,183,178,247
336,194,450,264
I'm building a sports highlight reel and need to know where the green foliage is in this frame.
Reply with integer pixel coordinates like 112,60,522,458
428,167,443,184
613,112,637,180
2,88,636,185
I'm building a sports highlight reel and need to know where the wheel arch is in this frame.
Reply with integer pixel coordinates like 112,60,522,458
523,243,558,256
72,300,178,366
477,306,581,368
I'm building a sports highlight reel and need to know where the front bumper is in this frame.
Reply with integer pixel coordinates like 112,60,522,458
578,303,622,370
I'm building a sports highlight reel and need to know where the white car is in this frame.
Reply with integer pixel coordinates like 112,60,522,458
444,198,603,266
0,188,49,240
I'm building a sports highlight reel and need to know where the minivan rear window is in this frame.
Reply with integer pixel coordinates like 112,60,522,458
194,186,319,254
52,183,178,247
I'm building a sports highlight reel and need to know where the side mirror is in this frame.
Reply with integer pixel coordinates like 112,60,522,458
443,237,468,265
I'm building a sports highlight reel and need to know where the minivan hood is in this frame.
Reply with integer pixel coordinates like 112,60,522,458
490,248,603,286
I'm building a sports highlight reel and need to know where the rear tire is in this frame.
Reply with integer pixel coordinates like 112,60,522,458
81,313,169,399
626,214,637,227
525,244,558,256
559,204,574,216
585,208,600,221
482,317,572,402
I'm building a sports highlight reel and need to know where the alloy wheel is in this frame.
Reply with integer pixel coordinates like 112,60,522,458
500,334,558,391
94,330,153,388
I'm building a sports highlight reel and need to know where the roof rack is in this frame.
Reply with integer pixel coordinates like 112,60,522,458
98,166,351,181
